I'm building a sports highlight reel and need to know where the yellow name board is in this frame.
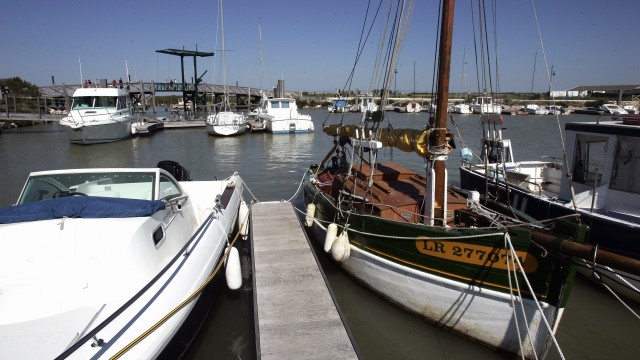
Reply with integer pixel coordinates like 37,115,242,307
415,238,538,273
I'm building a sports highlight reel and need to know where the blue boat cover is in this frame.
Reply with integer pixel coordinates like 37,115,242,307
0,197,166,224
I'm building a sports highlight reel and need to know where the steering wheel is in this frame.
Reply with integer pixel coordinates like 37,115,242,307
53,191,88,198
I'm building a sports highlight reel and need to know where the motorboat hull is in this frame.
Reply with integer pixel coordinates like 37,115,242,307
265,118,314,133
0,168,245,359
61,118,133,144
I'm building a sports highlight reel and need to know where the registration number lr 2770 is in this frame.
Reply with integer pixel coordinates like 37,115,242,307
415,238,538,273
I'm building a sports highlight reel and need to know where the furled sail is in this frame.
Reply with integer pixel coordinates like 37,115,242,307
323,124,453,158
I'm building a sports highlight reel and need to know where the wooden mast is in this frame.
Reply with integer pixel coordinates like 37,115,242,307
433,0,455,225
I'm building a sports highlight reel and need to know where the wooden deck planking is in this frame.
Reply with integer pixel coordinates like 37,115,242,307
251,201,358,360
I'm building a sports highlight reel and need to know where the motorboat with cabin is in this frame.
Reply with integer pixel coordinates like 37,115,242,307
251,92,314,134
59,87,135,144
0,161,249,359
460,115,640,302
470,96,502,114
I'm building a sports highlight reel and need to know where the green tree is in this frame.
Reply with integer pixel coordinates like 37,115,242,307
0,77,40,97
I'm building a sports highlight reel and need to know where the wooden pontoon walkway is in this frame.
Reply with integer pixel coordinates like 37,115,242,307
251,201,358,360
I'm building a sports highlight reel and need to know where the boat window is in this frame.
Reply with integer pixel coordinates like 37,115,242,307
572,135,608,187
610,136,640,194
95,96,117,108
72,97,94,109
158,174,182,200
18,172,156,204
281,101,290,109
270,101,280,109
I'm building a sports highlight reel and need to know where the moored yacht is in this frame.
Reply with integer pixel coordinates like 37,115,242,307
253,92,314,134
59,87,135,144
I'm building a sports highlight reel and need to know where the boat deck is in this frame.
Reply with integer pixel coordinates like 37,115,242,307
250,201,358,360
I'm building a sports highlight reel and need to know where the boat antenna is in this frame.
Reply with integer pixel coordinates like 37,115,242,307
79,58,83,84
258,19,265,90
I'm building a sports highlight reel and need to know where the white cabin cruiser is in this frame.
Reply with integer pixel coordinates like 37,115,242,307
253,93,314,133
470,96,501,114
59,87,135,144
0,161,247,359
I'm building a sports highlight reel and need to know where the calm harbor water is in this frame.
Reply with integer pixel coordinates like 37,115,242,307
1,109,638,359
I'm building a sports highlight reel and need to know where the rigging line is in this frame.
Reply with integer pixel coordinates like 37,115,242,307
491,0,501,95
370,0,393,101
504,233,566,360
481,0,495,97
529,0,578,211
429,0,443,113
470,0,482,95
343,0,382,94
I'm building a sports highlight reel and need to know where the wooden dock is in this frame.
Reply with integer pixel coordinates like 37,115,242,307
251,201,358,360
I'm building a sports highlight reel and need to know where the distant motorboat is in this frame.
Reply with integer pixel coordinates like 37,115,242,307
405,102,422,113
328,98,349,113
470,96,501,114
452,103,471,114
600,103,629,115
350,95,379,113
253,92,314,134
524,104,547,115
59,87,135,144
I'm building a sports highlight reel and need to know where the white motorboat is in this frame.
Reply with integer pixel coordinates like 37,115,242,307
524,104,547,115
350,95,379,113
254,92,314,133
601,103,629,115
470,96,502,114
59,87,135,144
452,103,471,114
0,161,248,359
405,102,422,113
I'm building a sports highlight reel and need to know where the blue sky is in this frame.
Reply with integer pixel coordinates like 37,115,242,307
1,0,638,93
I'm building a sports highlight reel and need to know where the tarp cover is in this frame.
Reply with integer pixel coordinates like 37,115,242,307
0,197,165,224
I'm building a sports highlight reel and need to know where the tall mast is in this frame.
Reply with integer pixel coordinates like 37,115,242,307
433,0,455,225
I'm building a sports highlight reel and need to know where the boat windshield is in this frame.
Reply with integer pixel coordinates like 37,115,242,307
72,96,120,109
17,172,157,204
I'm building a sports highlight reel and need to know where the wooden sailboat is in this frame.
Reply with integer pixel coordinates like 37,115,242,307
206,0,247,137
302,1,589,358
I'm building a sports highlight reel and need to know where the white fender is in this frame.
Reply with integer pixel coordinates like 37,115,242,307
238,201,249,239
324,223,338,253
225,246,242,290
305,203,316,227
331,230,350,262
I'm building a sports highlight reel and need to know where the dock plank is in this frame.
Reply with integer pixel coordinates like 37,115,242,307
251,201,358,360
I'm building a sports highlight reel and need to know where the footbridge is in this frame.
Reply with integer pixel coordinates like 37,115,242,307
38,82,277,111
